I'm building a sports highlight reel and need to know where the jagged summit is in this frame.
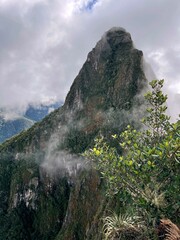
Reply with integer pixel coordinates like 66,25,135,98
90,27,132,57
103,27,132,45
65,27,145,113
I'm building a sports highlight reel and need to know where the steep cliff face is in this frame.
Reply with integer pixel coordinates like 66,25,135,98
0,28,147,239
65,28,144,112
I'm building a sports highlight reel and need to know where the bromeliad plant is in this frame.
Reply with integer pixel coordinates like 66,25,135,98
85,80,180,227
103,211,145,240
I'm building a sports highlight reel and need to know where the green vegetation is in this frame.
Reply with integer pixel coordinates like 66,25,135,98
102,211,145,239
85,80,180,238
0,151,70,240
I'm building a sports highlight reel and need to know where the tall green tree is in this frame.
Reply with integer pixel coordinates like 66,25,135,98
85,80,180,225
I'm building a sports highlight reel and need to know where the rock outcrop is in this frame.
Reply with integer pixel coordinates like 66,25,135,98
0,27,147,239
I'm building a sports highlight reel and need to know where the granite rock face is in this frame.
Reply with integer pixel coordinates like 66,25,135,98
0,28,147,239
65,27,145,111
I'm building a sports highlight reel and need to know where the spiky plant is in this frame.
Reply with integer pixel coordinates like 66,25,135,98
144,183,166,209
102,211,146,239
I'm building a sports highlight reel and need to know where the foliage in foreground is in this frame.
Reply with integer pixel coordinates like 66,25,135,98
85,80,180,238
103,211,146,240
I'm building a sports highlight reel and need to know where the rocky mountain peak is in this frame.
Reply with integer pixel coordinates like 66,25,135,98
103,27,132,46
0,27,147,154
64,27,145,115
88,27,132,62
0,28,149,240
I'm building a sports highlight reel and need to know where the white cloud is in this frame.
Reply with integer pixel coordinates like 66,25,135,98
0,0,179,119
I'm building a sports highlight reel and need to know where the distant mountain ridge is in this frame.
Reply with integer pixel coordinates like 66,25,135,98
24,101,62,121
0,101,62,143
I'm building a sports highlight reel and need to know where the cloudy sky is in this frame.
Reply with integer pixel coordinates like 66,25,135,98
0,0,179,119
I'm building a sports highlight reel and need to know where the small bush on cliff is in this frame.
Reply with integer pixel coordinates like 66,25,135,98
85,80,180,236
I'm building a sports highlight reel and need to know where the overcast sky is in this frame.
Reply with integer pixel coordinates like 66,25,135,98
0,0,179,119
